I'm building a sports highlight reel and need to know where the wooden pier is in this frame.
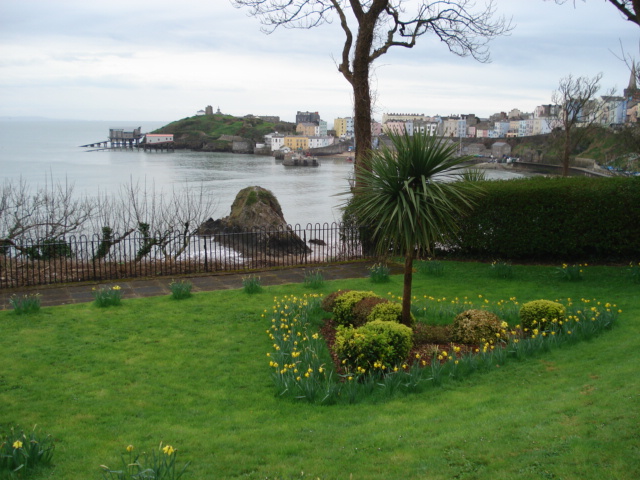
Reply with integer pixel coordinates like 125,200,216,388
141,141,175,152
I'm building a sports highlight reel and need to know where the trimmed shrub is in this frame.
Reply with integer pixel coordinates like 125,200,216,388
450,309,505,345
321,289,352,313
334,320,414,370
368,301,416,327
332,290,379,326
413,324,453,345
351,296,390,327
519,299,566,331
448,176,640,262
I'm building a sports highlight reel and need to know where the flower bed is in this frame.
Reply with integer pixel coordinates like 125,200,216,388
265,292,621,404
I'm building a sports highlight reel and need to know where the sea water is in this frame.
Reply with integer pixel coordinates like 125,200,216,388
0,119,523,227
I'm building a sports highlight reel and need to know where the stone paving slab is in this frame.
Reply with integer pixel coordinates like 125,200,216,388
0,261,383,311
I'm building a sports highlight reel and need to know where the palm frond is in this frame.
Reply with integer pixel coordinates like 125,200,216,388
351,131,484,255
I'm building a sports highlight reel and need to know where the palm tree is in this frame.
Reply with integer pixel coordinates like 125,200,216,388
349,132,483,326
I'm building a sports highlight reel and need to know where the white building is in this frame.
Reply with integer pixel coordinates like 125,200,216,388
318,120,328,136
442,117,468,138
518,119,534,137
145,134,174,144
334,117,355,138
532,117,552,135
308,136,335,149
405,121,414,136
265,133,285,151
493,121,510,138
414,120,439,136
600,96,626,126
383,121,407,135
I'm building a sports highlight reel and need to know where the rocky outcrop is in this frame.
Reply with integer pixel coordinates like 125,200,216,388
199,186,311,257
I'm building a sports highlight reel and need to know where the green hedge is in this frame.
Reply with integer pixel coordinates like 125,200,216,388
447,176,640,261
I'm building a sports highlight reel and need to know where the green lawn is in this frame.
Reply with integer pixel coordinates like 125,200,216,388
1,261,639,479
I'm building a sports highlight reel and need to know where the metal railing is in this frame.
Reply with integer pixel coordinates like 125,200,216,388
0,223,364,289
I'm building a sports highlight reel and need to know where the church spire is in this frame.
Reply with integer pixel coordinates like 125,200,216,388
624,64,640,101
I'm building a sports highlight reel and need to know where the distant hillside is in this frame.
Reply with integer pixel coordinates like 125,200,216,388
511,126,637,170
152,114,295,152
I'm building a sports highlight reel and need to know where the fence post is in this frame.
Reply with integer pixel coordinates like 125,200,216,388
204,236,208,271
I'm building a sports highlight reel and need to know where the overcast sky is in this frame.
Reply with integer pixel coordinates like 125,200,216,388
0,0,637,124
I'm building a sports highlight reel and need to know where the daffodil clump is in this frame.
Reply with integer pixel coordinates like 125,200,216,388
8,293,41,315
93,285,123,307
168,279,193,300
417,258,445,276
303,268,325,289
555,262,587,281
489,260,514,279
266,294,331,402
101,442,190,480
242,274,263,294
0,425,55,476
629,261,640,284
368,263,391,283
405,293,521,325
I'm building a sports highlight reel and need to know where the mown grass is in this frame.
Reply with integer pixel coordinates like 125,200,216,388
1,261,639,479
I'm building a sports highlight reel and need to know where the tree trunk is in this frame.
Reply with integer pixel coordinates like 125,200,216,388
402,252,414,327
351,11,376,173
352,68,372,172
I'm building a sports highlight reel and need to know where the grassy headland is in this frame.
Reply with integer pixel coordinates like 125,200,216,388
152,113,295,151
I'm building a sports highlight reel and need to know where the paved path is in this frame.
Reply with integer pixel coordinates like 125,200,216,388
0,262,386,310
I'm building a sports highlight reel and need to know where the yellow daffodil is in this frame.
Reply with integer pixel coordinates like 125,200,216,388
162,445,175,456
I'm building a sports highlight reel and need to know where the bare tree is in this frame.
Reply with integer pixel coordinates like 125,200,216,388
610,0,640,25
89,179,217,260
89,187,139,259
549,73,615,176
0,177,96,255
118,180,217,260
553,1,640,27
231,0,511,170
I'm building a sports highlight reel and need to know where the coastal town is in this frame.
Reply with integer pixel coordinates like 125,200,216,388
204,68,639,161
91,68,638,170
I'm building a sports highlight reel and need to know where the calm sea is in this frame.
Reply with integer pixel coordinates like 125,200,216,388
0,119,522,226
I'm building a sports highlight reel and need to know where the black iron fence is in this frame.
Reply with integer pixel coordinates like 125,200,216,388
0,223,364,289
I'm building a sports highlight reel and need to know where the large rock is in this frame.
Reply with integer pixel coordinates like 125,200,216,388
199,186,311,257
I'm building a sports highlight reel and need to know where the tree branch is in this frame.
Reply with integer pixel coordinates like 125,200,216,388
333,0,354,83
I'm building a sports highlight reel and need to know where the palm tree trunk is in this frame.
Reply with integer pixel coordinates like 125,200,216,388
402,252,414,326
